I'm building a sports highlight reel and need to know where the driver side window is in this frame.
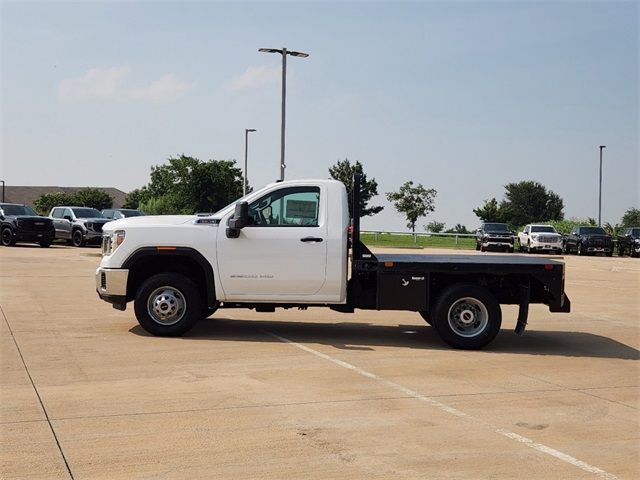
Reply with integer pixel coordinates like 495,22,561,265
248,187,320,227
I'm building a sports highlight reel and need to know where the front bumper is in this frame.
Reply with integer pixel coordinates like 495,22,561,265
15,228,55,242
96,267,129,308
529,239,562,251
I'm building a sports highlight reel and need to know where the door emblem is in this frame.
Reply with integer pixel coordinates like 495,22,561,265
401,278,409,287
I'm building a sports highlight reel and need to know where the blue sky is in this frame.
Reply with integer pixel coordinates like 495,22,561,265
1,1,638,231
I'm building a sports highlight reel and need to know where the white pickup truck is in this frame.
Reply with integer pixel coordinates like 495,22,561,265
518,224,563,255
96,176,571,350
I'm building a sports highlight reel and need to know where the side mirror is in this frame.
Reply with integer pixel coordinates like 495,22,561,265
226,202,249,238
64,215,73,222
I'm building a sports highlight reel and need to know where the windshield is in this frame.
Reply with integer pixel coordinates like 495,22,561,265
579,227,606,235
531,226,557,233
484,223,510,232
629,228,640,238
1,204,38,216
120,210,144,217
72,208,104,219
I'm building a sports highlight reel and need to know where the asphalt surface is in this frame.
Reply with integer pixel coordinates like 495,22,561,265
1,245,638,479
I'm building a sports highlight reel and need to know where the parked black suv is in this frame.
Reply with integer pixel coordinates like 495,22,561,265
0,203,56,247
475,222,515,253
563,226,613,256
617,227,640,257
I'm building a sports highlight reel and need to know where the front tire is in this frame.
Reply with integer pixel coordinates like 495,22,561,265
72,229,86,247
134,273,203,336
1,227,16,246
432,284,502,350
39,239,52,248
577,242,586,256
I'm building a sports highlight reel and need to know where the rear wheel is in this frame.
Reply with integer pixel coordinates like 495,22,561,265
432,284,501,349
134,272,203,336
39,238,51,248
1,227,16,246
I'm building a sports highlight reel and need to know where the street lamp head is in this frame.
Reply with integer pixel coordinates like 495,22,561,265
599,145,606,149
259,48,282,54
288,51,309,58
246,129,256,133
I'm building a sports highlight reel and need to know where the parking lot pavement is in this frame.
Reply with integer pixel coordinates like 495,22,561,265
1,245,638,479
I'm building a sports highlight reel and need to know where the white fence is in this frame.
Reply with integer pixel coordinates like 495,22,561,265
361,230,476,245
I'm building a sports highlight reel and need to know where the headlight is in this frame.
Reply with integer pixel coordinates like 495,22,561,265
102,230,125,256
531,234,539,240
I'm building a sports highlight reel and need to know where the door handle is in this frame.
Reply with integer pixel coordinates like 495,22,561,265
300,237,323,243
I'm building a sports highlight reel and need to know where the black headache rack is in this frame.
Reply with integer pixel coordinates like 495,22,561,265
340,175,571,333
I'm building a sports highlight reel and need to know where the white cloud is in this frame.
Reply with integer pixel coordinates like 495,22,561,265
127,74,193,101
58,67,193,102
227,65,280,91
58,67,129,100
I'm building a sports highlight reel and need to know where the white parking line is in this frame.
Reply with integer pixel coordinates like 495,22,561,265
266,331,618,480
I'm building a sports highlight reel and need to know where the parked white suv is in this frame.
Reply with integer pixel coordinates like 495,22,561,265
518,224,562,254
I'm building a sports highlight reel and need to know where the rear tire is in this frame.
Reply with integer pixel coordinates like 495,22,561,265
39,239,51,248
432,284,501,350
577,242,585,256
1,227,16,246
134,272,203,336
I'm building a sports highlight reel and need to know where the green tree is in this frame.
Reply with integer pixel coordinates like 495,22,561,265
138,194,182,215
474,181,564,227
445,224,471,234
328,158,383,217
472,198,503,223
386,181,437,232
73,188,113,210
122,187,149,210
33,192,76,215
621,207,640,227
425,220,445,233
139,155,244,214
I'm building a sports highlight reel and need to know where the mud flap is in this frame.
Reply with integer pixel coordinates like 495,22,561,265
515,282,530,336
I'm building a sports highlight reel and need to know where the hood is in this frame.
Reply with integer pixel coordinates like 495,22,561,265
581,233,611,239
10,215,52,222
103,215,196,231
78,217,110,223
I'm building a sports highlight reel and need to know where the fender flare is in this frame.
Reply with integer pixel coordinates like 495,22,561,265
122,247,217,308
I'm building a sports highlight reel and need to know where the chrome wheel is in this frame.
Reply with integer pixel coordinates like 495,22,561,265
147,286,187,325
447,297,489,338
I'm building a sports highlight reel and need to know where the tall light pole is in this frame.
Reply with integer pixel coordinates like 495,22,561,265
598,145,606,227
244,129,256,195
0,180,4,202
258,47,309,181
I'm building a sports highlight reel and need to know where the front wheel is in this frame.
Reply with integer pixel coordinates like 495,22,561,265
577,242,586,256
432,284,502,349
39,239,52,248
1,227,16,246
72,229,85,247
134,272,203,336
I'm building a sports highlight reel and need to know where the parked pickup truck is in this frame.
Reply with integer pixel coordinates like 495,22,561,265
563,226,613,256
96,176,571,350
617,227,640,257
518,224,563,254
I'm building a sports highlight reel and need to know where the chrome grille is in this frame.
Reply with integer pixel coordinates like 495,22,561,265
538,236,559,243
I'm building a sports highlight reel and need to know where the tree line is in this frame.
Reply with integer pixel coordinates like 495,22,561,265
32,155,639,233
